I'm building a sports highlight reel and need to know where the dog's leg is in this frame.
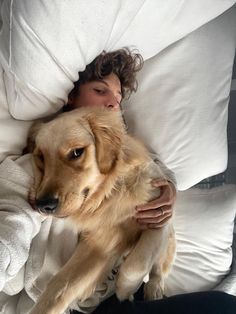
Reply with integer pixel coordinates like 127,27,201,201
143,262,164,300
116,226,169,301
30,240,110,314
144,225,176,300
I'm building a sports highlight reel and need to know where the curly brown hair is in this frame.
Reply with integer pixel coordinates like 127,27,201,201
69,48,143,100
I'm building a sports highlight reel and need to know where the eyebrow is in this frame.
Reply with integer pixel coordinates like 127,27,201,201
96,79,122,96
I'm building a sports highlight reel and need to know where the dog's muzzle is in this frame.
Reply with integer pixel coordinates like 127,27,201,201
35,196,59,214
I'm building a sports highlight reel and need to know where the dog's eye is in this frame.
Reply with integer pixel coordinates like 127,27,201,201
68,148,84,160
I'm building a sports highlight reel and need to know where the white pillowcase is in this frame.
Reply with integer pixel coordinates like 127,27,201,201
0,0,235,120
123,6,236,190
165,184,236,296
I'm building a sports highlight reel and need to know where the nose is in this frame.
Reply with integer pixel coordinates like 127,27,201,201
104,94,119,111
35,196,59,214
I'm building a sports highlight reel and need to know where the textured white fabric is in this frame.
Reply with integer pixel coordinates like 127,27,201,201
0,63,32,163
0,155,42,293
123,6,236,190
0,155,78,314
165,185,236,296
0,0,235,119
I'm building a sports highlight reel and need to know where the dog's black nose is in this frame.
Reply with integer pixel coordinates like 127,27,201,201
35,197,59,214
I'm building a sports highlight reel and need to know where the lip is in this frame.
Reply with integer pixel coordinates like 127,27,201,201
54,214,69,219
36,207,69,218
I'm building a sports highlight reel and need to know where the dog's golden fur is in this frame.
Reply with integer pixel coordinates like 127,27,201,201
29,108,175,314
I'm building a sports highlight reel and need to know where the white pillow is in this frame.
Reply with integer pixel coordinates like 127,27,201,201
0,64,31,162
0,0,235,120
165,184,236,296
123,6,236,190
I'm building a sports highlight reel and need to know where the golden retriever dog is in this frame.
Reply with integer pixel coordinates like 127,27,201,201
29,107,175,314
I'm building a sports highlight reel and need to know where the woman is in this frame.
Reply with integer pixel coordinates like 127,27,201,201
66,48,236,314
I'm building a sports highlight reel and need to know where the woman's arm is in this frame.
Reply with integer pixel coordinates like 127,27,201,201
135,156,177,229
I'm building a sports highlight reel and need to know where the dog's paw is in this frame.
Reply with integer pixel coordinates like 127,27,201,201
143,281,164,301
116,286,134,302
116,289,134,301
128,294,134,302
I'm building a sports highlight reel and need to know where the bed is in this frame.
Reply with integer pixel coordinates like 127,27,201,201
0,1,236,313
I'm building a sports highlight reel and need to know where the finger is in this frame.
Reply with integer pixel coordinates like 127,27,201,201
136,181,176,212
146,216,172,229
151,179,169,188
152,180,176,199
154,181,176,201
136,213,172,225
136,199,170,212
136,189,173,212
135,206,172,219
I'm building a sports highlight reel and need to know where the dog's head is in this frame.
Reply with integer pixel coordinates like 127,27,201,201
29,107,125,218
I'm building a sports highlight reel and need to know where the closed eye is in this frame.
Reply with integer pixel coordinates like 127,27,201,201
94,88,121,105
68,148,85,160
94,88,105,94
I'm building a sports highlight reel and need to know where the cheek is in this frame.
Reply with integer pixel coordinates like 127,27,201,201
78,93,105,108
84,95,103,107
70,97,83,109
71,96,92,108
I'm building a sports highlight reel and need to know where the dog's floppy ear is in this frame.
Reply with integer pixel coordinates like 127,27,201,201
24,121,43,153
24,113,58,154
87,110,124,174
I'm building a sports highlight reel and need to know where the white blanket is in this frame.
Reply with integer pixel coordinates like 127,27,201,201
0,155,41,292
0,155,80,314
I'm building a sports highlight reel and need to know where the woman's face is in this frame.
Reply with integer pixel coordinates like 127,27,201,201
68,73,122,111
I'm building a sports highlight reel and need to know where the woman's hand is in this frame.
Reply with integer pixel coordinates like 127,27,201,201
134,180,176,229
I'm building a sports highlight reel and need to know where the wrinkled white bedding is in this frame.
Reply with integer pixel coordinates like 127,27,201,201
0,1,236,313
0,0,235,119
0,156,79,314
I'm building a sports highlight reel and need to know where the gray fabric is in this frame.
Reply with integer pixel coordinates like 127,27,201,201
194,172,226,189
194,174,236,295
214,233,236,295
